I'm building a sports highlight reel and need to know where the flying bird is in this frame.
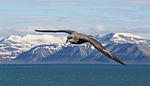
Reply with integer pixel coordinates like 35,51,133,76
35,29,125,65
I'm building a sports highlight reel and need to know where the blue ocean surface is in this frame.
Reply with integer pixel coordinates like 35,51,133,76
0,64,150,86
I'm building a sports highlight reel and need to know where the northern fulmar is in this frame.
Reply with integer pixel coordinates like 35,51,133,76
35,29,125,65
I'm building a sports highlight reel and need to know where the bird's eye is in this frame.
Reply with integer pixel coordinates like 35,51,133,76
69,37,72,39
67,36,72,39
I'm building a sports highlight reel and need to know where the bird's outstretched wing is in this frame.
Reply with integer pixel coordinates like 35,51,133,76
35,29,75,34
86,38,125,65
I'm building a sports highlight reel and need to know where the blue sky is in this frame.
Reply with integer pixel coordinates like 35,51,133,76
0,0,150,39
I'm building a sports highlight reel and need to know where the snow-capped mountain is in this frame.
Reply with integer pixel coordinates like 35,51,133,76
0,35,65,59
99,33,147,44
13,33,150,64
15,44,64,62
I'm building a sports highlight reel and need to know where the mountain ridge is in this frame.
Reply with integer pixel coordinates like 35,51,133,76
0,33,150,64
12,33,150,64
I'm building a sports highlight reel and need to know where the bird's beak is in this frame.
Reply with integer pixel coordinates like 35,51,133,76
66,39,69,43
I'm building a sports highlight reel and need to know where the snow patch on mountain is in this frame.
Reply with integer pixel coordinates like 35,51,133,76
0,34,65,59
113,33,143,39
112,33,146,44
100,33,146,44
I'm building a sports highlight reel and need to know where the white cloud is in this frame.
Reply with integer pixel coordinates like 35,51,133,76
127,24,150,33
128,25,150,30
140,25,150,28
19,26,38,33
127,26,137,30
0,26,2,30
17,26,60,34
95,24,105,31
0,15,58,19
121,0,150,6
12,15,57,19
37,1,95,6
18,26,51,33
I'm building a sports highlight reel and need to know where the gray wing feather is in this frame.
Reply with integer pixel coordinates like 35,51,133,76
35,29,75,34
86,38,125,65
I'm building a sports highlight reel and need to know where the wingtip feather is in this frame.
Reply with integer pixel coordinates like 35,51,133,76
112,56,126,66
35,29,40,32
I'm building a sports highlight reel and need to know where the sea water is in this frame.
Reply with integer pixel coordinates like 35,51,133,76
0,64,150,86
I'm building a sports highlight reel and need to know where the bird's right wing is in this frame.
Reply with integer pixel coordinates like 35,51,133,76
86,38,125,65
35,29,75,34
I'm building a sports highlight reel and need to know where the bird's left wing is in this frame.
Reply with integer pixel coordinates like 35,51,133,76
86,37,125,65
35,29,75,34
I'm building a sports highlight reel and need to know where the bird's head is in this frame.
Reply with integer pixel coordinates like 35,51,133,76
66,35,73,43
